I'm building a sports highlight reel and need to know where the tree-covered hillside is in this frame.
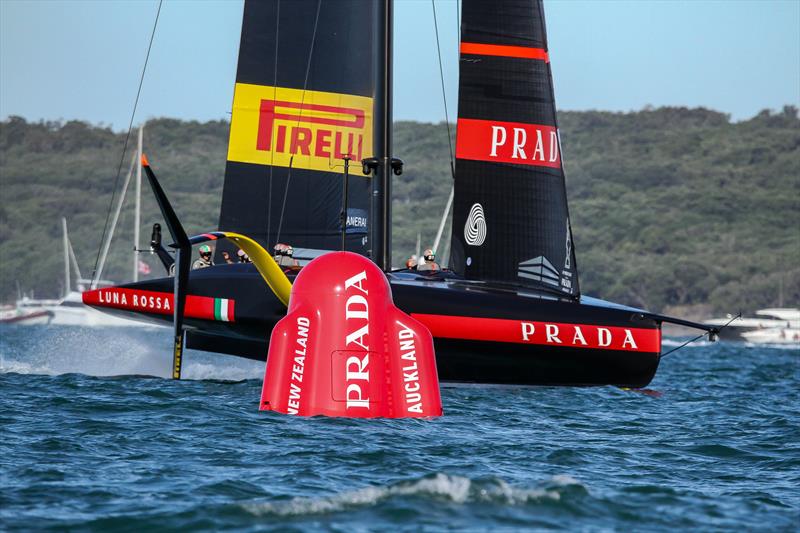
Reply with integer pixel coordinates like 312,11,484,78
1,106,797,315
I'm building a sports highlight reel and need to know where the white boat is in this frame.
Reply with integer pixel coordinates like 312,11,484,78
705,308,800,342
741,327,800,345
0,304,52,325
755,308,800,322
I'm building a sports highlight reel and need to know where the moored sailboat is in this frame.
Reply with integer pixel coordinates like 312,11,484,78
83,0,717,386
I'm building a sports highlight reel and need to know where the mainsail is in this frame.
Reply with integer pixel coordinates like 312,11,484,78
449,0,580,296
217,0,376,258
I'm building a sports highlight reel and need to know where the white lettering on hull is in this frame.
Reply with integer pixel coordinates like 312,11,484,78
287,316,310,414
519,321,643,351
98,290,170,311
344,270,370,410
398,326,423,413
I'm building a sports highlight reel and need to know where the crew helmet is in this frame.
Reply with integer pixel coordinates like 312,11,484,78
274,243,291,256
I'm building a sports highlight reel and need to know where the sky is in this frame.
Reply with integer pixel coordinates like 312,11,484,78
1,0,798,131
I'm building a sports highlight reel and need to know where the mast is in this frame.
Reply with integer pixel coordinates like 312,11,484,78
371,0,393,271
133,125,143,282
62,217,70,296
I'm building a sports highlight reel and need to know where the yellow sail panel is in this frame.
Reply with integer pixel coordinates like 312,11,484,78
227,83,373,173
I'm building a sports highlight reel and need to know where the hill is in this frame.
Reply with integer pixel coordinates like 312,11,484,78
1,106,798,314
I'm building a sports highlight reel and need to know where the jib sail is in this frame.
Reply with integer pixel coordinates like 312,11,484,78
217,0,375,258
449,0,580,296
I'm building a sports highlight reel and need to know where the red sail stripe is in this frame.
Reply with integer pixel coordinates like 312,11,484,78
411,313,661,353
455,118,561,168
460,42,549,62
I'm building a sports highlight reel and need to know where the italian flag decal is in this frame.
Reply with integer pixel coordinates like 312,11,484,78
214,298,234,322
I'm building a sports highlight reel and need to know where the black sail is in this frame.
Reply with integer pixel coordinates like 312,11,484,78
217,0,375,258
449,0,579,296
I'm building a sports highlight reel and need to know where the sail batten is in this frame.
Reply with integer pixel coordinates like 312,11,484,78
450,0,580,297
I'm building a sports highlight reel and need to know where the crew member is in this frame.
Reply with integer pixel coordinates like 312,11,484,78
416,249,439,272
273,243,299,268
192,244,214,270
237,249,252,263
221,251,235,264
405,255,417,270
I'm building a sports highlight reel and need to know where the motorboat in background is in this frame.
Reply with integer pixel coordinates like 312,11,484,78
705,308,799,344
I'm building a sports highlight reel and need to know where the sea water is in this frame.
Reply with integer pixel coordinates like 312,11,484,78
1,325,798,531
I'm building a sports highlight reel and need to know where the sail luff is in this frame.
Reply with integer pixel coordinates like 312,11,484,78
536,1,579,296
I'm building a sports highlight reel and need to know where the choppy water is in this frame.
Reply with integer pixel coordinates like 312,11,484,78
1,325,798,531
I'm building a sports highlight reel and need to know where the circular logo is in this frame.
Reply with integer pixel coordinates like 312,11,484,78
464,203,487,246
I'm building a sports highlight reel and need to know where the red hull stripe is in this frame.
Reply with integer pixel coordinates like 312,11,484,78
411,313,661,353
460,42,549,62
82,288,235,323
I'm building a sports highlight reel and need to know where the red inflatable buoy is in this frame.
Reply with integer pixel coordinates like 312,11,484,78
260,252,442,418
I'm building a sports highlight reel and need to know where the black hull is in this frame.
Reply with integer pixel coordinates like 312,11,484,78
84,264,661,387
429,339,657,387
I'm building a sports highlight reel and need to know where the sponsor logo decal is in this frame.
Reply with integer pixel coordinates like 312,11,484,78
518,254,574,294
518,256,560,287
456,118,560,168
561,221,574,292
564,221,572,271
227,83,373,172
345,208,368,234
411,313,661,353
464,203,487,246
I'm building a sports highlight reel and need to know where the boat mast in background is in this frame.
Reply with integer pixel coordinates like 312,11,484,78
92,153,136,289
92,125,144,289
62,218,71,297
